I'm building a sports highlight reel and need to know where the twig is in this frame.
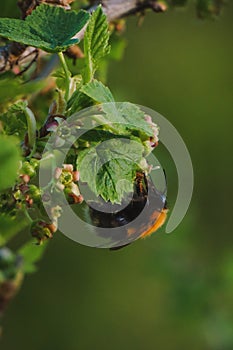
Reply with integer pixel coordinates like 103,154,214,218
100,0,167,21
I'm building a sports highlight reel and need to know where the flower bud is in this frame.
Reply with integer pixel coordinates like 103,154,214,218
30,221,57,244
21,161,36,178
27,185,41,203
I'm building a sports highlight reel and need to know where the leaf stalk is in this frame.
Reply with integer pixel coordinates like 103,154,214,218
58,51,71,101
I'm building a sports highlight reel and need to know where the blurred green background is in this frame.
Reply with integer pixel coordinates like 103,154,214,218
1,1,233,350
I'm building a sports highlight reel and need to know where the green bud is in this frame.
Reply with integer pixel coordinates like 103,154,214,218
30,221,55,244
21,161,36,178
30,158,39,170
28,185,41,203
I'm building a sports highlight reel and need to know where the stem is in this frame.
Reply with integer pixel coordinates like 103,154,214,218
23,207,33,224
58,51,71,102
24,107,37,150
83,48,92,84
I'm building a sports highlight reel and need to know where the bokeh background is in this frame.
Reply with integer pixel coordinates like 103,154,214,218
1,1,233,349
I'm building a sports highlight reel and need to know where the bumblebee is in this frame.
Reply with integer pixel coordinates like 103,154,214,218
82,171,168,250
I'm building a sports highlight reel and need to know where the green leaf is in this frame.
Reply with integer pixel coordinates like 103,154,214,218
96,158,139,203
0,4,90,53
78,128,128,145
77,138,144,203
52,68,67,89
83,6,110,83
7,100,36,150
111,102,154,138
67,90,93,115
80,82,154,138
67,77,113,115
9,100,28,112
80,79,114,103
0,135,21,192
94,35,127,83
97,102,154,138
0,111,27,139
18,240,48,274
53,69,82,93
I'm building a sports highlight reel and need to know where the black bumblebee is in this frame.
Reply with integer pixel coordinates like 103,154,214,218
76,171,168,250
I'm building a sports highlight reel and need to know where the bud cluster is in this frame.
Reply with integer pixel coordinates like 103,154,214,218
54,164,83,204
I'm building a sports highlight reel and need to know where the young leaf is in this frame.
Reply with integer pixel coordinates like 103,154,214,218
67,90,93,115
99,102,155,139
9,100,28,112
0,4,90,53
83,6,110,83
109,102,155,138
96,158,139,203
0,135,21,192
67,76,113,116
0,111,27,139
80,79,114,103
18,240,48,274
80,81,154,138
77,138,144,203
78,129,128,146
8,100,37,150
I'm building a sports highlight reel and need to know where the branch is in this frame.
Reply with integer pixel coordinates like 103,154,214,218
100,0,166,21
0,0,166,73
